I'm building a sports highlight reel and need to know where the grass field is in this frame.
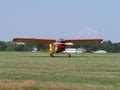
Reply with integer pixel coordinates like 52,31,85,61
0,51,120,90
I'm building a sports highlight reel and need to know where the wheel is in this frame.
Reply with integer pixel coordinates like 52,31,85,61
68,54,71,57
50,54,54,57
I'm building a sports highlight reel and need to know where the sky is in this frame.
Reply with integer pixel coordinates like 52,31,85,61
0,0,120,42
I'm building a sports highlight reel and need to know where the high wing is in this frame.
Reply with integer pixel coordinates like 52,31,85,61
13,38,56,44
65,38,103,45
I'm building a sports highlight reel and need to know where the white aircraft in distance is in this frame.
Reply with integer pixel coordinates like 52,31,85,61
13,38,103,57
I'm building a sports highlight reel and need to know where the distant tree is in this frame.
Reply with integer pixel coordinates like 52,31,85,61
6,41,16,51
36,44,48,51
100,40,113,52
112,42,120,53
24,43,36,51
87,44,101,52
22,43,48,51
15,44,25,51
0,41,7,51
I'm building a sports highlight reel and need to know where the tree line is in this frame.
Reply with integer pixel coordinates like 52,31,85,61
0,40,120,53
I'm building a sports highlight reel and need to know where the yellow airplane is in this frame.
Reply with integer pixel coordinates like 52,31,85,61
13,38,103,57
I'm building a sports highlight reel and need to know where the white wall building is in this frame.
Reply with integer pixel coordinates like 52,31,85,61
94,50,107,53
64,48,86,53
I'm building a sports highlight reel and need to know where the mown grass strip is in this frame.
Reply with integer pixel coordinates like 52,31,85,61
0,52,120,90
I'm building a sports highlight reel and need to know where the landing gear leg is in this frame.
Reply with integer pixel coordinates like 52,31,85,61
50,53,54,57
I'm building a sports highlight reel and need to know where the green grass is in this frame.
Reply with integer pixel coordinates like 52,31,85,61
0,51,120,90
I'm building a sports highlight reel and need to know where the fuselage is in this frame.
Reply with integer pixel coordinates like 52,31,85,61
49,40,67,54
54,43,66,53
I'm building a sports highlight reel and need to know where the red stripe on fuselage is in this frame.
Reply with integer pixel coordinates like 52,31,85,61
55,43,65,53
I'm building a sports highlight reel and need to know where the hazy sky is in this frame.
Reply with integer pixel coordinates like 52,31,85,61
0,0,120,42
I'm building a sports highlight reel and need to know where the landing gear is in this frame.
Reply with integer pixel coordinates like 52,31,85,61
68,54,71,57
50,53,54,57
